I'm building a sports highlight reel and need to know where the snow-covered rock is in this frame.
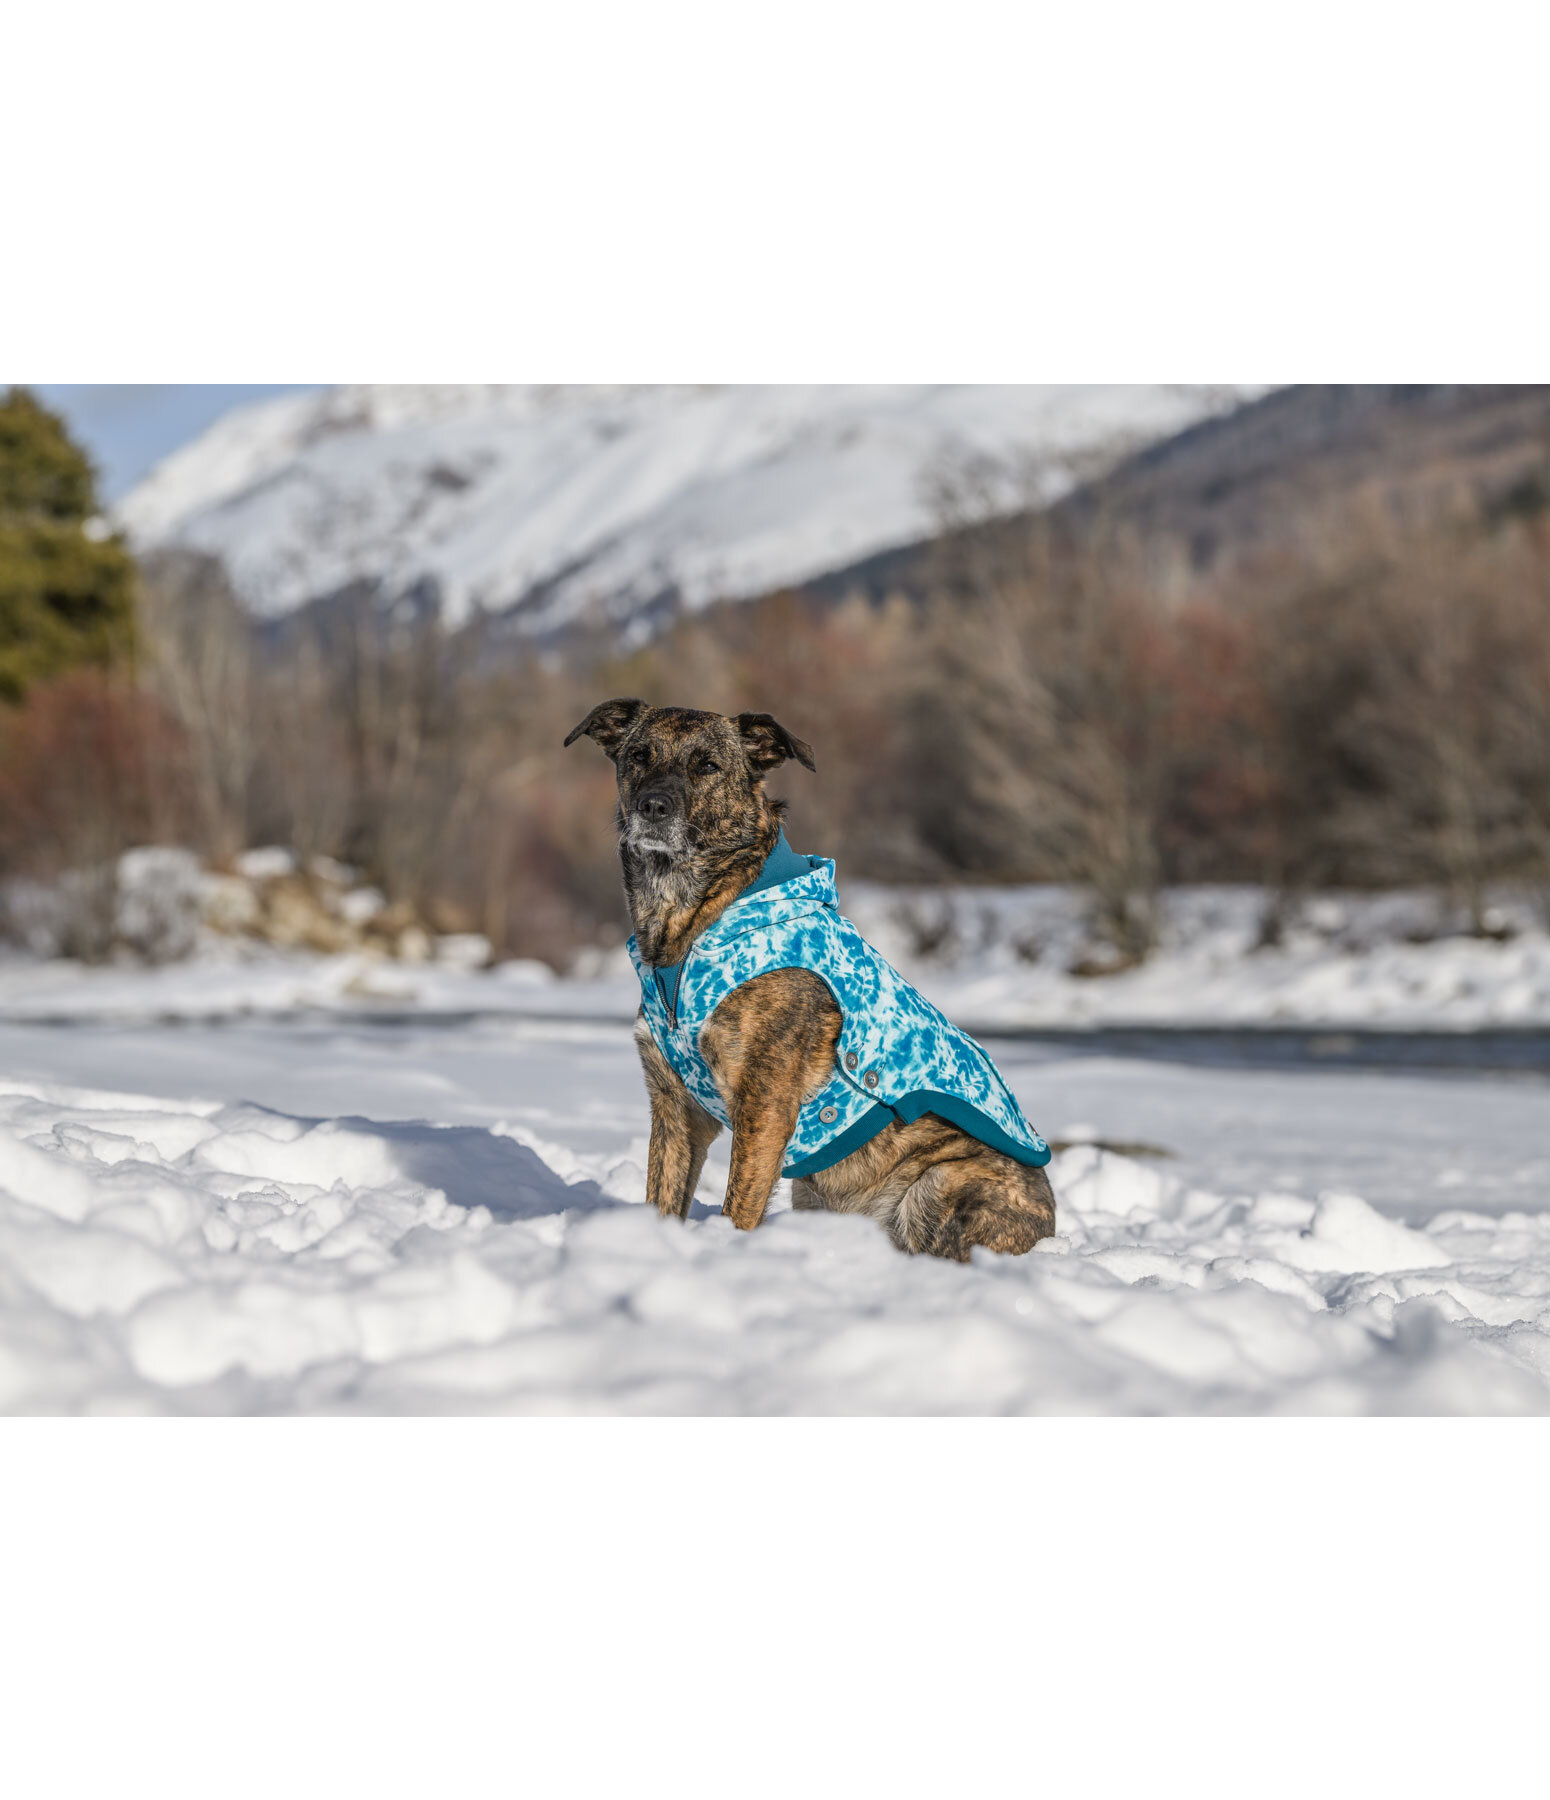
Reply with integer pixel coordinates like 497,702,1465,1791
115,384,1263,630
0,847,457,971
115,848,202,965
840,882,1550,1032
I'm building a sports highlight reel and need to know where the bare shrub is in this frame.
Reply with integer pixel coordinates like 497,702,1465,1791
0,670,197,958
249,624,354,862
136,549,255,862
903,509,1177,962
1253,506,1550,922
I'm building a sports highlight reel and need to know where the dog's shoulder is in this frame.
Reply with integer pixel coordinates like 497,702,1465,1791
699,967,841,1115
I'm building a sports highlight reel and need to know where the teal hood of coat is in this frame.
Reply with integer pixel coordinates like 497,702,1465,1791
628,834,1050,1179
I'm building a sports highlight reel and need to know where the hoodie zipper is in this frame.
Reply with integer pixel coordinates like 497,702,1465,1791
654,964,678,1028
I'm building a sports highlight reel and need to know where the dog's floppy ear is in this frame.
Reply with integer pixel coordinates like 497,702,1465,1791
735,712,816,775
564,698,648,761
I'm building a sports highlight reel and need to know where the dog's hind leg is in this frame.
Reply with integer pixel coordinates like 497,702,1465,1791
933,1168,1057,1262
898,1156,1057,1262
635,1018,722,1219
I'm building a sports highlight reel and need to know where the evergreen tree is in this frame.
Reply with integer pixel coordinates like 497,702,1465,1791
0,387,136,703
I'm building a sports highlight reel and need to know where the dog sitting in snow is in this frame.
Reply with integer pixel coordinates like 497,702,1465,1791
564,701,1056,1260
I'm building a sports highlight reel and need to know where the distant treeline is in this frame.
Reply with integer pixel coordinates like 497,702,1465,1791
2,387,1549,966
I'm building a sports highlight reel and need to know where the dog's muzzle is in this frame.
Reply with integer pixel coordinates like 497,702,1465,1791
627,788,688,858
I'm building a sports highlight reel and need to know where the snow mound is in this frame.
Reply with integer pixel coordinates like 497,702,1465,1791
1282,1191,1452,1275
115,385,1259,629
3,1080,1546,1415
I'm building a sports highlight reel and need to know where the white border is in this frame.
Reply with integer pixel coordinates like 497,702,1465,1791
5,4,1547,379
5,1420,1545,1794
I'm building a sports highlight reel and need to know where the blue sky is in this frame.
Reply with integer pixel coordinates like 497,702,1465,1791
25,385,324,502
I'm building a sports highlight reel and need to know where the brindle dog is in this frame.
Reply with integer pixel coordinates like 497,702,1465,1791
564,699,1056,1260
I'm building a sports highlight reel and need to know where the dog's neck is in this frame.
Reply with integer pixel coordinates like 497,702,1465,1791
624,805,783,967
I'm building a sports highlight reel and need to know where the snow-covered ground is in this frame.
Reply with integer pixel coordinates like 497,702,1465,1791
115,384,1259,629
6,877,1549,1415
2,1008,1547,1415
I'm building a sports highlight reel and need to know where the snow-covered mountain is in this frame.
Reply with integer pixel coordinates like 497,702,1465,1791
117,384,1262,631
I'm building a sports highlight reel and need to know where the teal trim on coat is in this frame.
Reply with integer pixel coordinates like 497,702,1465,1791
782,1090,1053,1179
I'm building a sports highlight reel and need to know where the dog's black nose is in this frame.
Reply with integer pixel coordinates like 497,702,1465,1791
635,791,673,823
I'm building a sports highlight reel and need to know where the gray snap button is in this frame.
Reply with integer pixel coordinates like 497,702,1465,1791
864,1071,879,1089
844,1052,859,1070
819,1105,839,1123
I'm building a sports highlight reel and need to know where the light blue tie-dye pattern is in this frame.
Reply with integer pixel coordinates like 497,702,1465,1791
628,857,1050,1179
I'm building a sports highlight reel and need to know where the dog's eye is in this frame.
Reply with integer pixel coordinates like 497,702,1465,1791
695,757,721,776
629,748,650,769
